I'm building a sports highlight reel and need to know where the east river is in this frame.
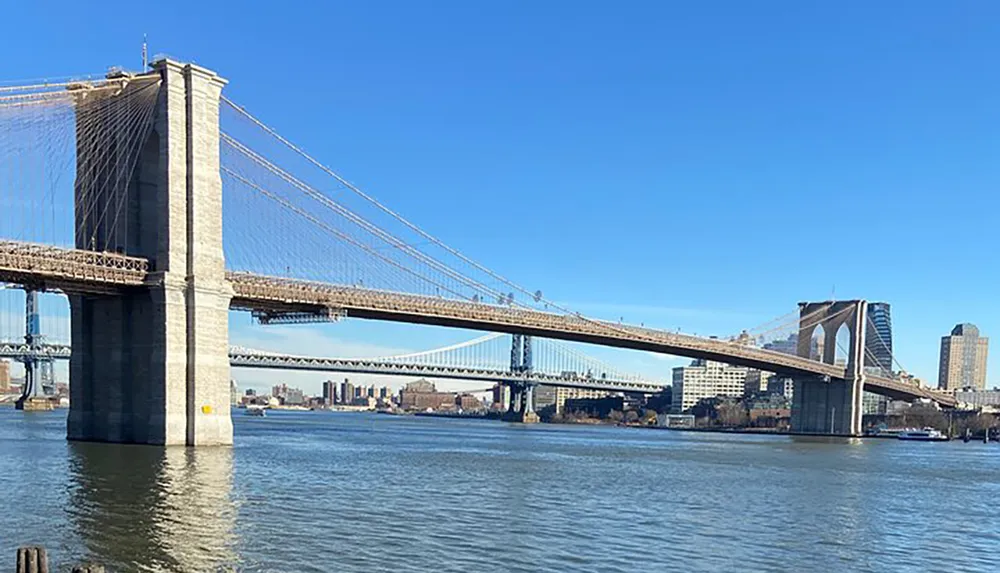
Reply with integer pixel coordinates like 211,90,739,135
0,409,998,572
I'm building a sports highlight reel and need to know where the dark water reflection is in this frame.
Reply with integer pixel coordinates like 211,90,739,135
66,443,237,571
1,408,999,572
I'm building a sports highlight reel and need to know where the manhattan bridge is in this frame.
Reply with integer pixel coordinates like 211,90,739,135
0,59,953,445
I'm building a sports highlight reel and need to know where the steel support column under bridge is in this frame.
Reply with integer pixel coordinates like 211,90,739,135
15,289,55,411
503,334,539,423
68,60,233,445
790,300,868,436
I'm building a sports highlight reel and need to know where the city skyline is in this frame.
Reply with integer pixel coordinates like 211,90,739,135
1,4,997,571
1,2,998,395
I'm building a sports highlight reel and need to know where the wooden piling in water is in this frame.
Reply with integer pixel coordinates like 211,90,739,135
15,546,47,573
14,546,106,573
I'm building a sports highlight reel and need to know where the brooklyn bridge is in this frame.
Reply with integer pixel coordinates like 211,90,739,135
0,59,954,445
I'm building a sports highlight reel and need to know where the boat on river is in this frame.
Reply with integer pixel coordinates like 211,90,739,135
246,405,267,417
897,428,948,442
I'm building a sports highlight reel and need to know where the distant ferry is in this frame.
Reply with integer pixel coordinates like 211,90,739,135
897,428,948,442
245,405,267,417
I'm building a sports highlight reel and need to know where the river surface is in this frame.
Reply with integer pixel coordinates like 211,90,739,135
0,409,998,572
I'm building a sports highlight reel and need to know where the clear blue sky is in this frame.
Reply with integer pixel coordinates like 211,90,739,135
3,1,999,391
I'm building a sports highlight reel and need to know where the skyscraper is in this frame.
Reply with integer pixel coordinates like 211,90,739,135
938,323,989,391
322,380,336,405
865,302,893,374
339,379,354,405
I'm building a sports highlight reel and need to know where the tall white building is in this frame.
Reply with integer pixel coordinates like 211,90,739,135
938,323,989,391
672,359,750,413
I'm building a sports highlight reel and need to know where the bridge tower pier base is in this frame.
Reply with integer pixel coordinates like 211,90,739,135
67,60,233,446
519,383,540,424
500,383,539,423
789,301,868,437
15,289,54,412
501,335,539,423
791,375,863,435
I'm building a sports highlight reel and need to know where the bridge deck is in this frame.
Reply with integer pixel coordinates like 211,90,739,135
0,243,955,406
227,273,848,378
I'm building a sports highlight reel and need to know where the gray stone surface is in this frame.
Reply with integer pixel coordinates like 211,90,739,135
791,301,868,435
68,60,233,446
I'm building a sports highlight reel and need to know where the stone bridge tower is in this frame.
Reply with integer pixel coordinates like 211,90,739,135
791,300,868,436
68,60,233,446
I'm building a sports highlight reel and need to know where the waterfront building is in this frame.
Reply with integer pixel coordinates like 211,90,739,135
405,379,436,393
743,369,773,397
401,391,457,411
340,379,354,405
352,396,378,409
644,387,673,413
938,323,989,391
862,392,888,415
399,379,458,411
0,361,10,393
491,384,510,410
534,385,557,410
954,388,1000,410
271,383,287,400
564,395,625,418
554,387,609,414
230,380,239,406
865,302,893,374
657,413,696,428
270,383,306,406
767,377,794,401
746,392,791,425
671,359,750,413
456,394,482,411
284,387,305,406
322,381,336,405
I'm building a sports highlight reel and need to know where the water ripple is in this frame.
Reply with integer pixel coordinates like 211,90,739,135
1,410,999,571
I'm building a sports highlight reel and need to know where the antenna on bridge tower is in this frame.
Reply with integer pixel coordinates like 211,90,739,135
142,34,148,70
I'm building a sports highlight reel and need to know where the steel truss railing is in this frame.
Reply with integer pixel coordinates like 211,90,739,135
0,241,147,290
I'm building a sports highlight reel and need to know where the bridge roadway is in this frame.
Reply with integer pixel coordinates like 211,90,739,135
227,347,665,393
0,241,956,406
0,342,665,394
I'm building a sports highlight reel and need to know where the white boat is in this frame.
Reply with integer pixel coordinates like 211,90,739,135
245,405,267,417
897,428,948,442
